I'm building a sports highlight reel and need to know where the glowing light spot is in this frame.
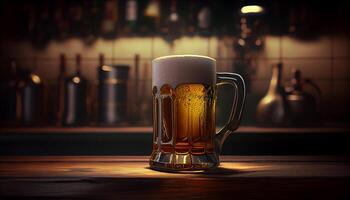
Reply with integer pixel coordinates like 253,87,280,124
238,38,245,46
170,12,178,22
31,74,41,84
102,65,113,72
73,76,81,84
145,0,160,17
241,5,264,14
255,39,262,46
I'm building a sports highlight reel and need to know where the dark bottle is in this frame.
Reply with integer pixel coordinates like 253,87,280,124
99,53,105,66
97,63,130,126
101,0,119,39
56,54,66,125
144,0,160,33
0,60,18,123
186,0,197,36
125,0,138,34
68,1,85,37
161,0,181,42
256,63,288,127
197,5,211,36
17,69,44,125
83,0,103,44
63,54,87,126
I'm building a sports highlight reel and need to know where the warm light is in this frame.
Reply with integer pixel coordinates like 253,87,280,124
255,39,262,46
102,65,113,72
31,74,41,84
170,12,178,22
238,38,245,46
241,5,264,14
145,0,160,17
73,76,81,84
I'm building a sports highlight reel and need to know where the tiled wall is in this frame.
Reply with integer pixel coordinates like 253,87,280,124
1,35,349,123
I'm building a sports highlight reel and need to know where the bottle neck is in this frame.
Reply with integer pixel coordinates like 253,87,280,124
99,54,105,66
76,54,81,75
268,63,283,94
59,55,66,75
291,70,302,91
76,66,81,75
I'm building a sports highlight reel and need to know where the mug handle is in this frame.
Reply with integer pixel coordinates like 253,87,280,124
215,73,246,154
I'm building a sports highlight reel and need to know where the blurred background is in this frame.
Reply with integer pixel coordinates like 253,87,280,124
0,0,349,155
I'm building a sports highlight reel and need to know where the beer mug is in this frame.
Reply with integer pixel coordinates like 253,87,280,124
150,55,246,171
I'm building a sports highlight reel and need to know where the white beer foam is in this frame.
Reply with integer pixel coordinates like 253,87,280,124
152,55,216,88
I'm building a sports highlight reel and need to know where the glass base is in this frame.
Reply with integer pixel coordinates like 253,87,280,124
149,151,219,172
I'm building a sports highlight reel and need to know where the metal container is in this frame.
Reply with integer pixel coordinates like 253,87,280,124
285,69,322,126
63,54,87,126
97,65,130,126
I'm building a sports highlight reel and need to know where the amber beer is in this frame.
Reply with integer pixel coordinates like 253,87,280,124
153,83,215,154
150,55,246,171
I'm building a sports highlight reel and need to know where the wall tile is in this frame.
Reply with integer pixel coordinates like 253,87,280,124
258,36,281,59
81,38,114,59
81,60,99,81
208,37,219,58
35,60,57,80
172,36,210,55
152,37,171,58
282,59,332,80
44,39,85,58
252,58,279,80
282,36,331,58
114,37,152,59
251,80,269,96
333,36,350,57
216,38,233,72
2,41,36,59
332,81,350,120
333,59,350,79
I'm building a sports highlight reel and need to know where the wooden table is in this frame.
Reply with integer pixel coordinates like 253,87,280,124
1,156,350,199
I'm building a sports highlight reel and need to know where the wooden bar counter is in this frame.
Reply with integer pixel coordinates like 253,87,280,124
0,156,350,199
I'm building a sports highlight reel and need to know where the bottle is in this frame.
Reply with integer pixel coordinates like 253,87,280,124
17,68,44,125
125,0,138,33
144,0,160,33
63,54,87,126
186,0,197,36
56,54,66,125
68,1,84,37
99,53,105,66
101,0,118,39
164,0,180,42
256,63,288,127
83,0,103,44
197,6,211,36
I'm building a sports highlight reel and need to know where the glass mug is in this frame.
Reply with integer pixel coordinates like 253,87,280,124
150,55,245,171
